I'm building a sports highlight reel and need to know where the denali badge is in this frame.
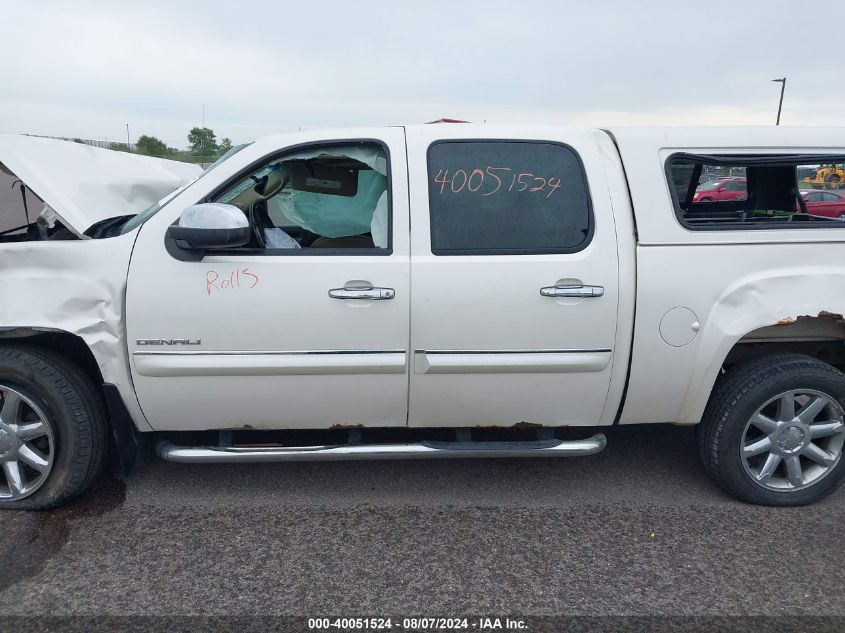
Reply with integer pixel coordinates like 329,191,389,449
136,339,202,346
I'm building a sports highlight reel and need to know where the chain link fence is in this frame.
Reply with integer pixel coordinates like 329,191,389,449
19,134,220,167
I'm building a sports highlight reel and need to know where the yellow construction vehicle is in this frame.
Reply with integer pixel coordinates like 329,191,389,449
803,163,845,189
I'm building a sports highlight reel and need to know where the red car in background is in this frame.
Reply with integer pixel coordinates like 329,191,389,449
693,177,747,202
801,190,845,219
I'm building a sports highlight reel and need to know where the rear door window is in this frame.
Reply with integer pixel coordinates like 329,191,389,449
426,141,593,254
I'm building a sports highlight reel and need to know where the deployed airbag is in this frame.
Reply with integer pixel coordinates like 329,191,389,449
270,167,387,242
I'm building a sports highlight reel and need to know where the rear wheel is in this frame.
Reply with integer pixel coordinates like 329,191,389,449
698,353,845,505
0,345,106,510
827,176,841,190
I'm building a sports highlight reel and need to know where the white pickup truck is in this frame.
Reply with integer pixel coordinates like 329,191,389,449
1,125,844,510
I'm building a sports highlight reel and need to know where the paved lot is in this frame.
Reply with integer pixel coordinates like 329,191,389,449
0,423,844,620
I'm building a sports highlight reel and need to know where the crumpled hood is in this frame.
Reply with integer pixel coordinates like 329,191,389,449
0,134,202,236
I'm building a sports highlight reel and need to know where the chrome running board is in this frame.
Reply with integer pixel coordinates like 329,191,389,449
156,434,607,463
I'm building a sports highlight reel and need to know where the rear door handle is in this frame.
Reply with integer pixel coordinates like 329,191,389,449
540,284,604,298
329,287,395,300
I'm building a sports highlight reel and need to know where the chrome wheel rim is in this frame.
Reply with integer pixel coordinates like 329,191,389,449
741,389,845,492
0,384,54,501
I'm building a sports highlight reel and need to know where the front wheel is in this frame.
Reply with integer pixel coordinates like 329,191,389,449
698,353,845,506
0,345,106,510
827,176,841,190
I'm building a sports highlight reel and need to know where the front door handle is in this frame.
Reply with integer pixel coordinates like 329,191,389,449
540,284,604,298
329,286,395,300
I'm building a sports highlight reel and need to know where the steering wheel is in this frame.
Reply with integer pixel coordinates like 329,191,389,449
248,165,289,248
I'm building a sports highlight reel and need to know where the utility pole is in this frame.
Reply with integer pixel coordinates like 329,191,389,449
771,77,786,125
126,123,131,151
201,103,206,161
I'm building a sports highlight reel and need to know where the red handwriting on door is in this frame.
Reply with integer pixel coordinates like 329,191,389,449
206,268,260,296
433,167,562,199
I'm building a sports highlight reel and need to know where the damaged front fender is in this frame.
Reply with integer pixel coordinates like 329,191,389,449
0,232,151,431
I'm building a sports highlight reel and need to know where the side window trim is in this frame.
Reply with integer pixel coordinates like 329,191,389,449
201,138,394,257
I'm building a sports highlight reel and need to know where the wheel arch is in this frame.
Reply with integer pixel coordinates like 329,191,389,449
680,312,845,425
0,328,104,389
721,318,845,372
0,328,147,473
671,263,845,425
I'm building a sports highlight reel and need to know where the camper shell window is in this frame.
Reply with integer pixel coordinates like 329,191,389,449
666,153,845,231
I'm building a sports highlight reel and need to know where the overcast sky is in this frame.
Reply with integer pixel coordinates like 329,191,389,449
0,1,840,147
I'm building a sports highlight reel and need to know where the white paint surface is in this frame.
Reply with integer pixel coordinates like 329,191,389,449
0,134,201,235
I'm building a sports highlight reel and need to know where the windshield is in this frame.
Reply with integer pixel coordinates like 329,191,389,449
120,142,252,234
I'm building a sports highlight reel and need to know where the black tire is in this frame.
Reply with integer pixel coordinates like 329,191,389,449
698,353,845,506
827,176,841,190
0,344,106,510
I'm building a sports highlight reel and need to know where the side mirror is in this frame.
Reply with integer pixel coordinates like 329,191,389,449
167,203,250,250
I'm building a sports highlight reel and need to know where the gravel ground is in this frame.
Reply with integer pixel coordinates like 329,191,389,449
0,423,843,627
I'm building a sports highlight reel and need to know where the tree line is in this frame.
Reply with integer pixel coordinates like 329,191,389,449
104,127,233,162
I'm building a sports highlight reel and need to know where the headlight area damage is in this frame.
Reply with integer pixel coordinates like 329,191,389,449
0,134,202,436
0,134,202,241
